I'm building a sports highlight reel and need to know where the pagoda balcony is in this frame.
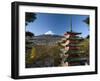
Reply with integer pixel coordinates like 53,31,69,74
66,38,83,41
60,40,80,46
64,33,78,38
60,40,70,46
65,35,80,38
64,57,87,62
66,44,83,47
65,47,80,50
65,51,85,54
60,49,84,54
69,40,79,43
60,40,81,46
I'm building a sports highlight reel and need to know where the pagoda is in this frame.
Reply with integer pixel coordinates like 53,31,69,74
59,16,87,66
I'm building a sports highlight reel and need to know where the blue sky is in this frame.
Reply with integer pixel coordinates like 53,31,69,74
26,13,89,37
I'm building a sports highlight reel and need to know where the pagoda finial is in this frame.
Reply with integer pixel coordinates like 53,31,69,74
70,16,72,32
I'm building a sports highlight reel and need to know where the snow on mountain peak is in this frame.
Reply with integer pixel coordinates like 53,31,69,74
44,30,54,35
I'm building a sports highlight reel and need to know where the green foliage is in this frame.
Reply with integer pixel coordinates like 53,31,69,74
25,12,36,25
79,38,89,57
26,45,62,66
34,45,62,66
26,31,34,37
26,47,37,64
83,17,89,25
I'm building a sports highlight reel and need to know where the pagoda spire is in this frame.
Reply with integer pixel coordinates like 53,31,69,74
70,16,72,32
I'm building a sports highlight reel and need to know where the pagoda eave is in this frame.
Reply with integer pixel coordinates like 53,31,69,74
67,31,82,35
64,58,87,62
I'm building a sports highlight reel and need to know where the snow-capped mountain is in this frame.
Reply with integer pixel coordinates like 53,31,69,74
44,30,54,35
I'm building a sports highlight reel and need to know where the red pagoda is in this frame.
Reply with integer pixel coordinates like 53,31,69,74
59,16,87,66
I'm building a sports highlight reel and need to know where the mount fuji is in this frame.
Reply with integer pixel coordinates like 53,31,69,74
44,30,54,35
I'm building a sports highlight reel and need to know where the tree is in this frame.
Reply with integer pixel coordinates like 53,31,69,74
79,38,89,58
83,17,89,25
25,12,37,25
83,17,90,37
26,31,34,37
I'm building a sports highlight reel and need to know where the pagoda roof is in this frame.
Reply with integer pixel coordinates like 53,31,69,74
65,50,85,54
60,49,85,54
66,38,83,41
65,47,79,50
67,31,82,35
64,57,87,62
66,44,83,47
